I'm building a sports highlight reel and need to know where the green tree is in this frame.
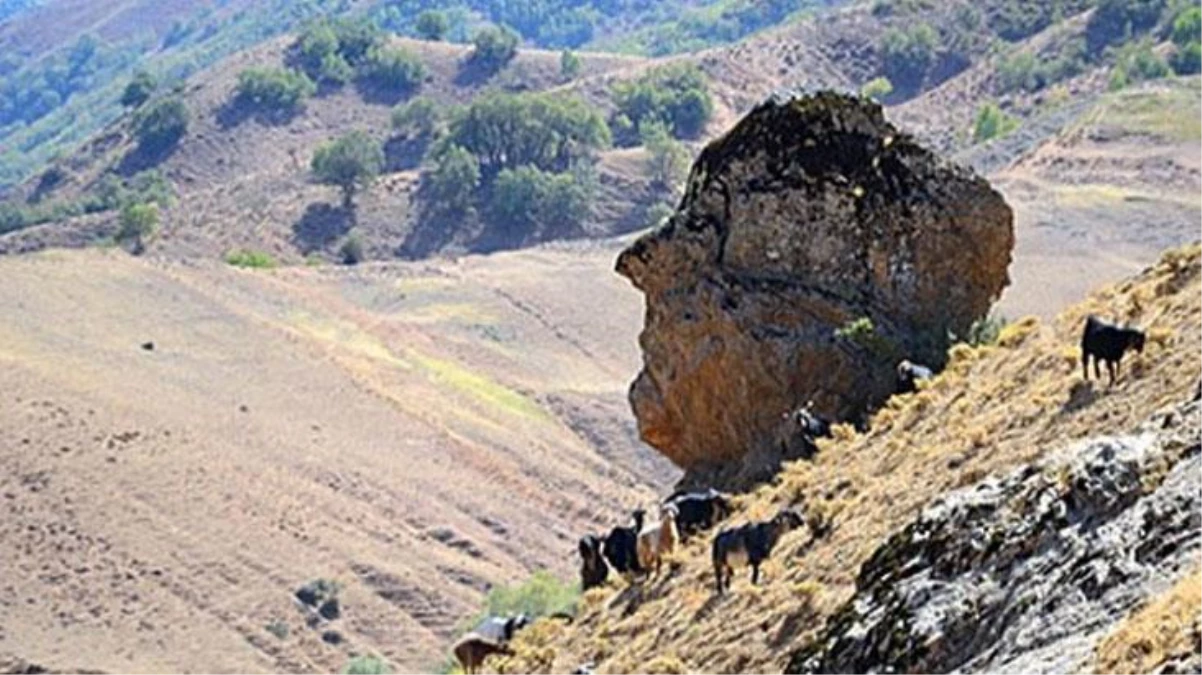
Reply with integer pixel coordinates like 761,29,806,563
421,143,480,219
357,45,426,96
120,70,156,108
1110,39,1169,89
415,10,449,41
1086,0,1166,55
1170,40,1202,74
560,49,582,79
861,76,894,100
234,67,316,115
470,24,520,73
611,63,713,143
973,102,1019,142
639,119,690,189
133,97,189,156
392,96,442,138
1171,6,1201,47
488,166,592,236
879,23,938,93
311,131,384,208
342,655,391,675
339,234,365,265
447,91,610,175
116,202,159,255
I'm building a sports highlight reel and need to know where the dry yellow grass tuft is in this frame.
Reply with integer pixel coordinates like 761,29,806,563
503,245,1202,674
1093,569,1202,674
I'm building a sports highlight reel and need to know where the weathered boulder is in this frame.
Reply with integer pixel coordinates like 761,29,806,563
616,91,1014,481
786,397,1202,674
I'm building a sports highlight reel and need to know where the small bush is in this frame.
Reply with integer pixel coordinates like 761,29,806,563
416,10,449,41
120,70,156,108
357,45,425,96
1169,40,1202,74
116,202,159,254
954,314,1009,346
834,317,897,359
392,96,442,138
343,654,392,675
265,620,289,640
339,234,365,265
470,24,520,73
560,49,582,79
861,76,894,100
133,97,189,156
225,249,277,269
1087,0,1167,55
311,131,384,207
234,67,316,114
485,569,579,620
1171,5,1201,47
1109,40,1170,90
879,23,938,93
973,102,1019,142
640,119,690,189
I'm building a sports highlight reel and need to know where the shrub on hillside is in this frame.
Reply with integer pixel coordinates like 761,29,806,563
470,24,520,73
294,17,384,84
611,63,713,144
356,44,426,97
311,131,384,208
116,202,159,255
392,96,442,138
1109,39,1170,90
1086,0,1167,55
339,234,365,265
560,49,582,79
416,10,449,41
483,569,579,620
420,143,480,219
1170,5,1201,47
640,119,691,190
224,249,277,268
234,67,316,115
861,76,894,100
132,96,189,156
973,102,1019,142
879,23,939,94
487,165,593,235
343,655,392,675
120,70,157,108
446,91,610,175
1170,40,1202,74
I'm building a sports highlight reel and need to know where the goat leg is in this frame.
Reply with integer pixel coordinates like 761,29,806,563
1082,354,1090,380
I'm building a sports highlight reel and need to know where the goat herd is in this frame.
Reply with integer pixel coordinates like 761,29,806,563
450,315,1147,672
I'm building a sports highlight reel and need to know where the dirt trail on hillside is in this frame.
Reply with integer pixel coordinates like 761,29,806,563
0,245,676,673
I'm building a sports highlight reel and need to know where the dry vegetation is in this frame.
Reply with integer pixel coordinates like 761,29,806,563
1093,567,1202,674
496,243,1202,674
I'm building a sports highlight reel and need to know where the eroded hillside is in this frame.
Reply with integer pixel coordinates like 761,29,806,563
0,239,677,673
498,243,1202,674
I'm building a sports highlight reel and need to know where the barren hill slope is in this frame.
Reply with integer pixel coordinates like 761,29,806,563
500,243,1202,674
0,238,676,673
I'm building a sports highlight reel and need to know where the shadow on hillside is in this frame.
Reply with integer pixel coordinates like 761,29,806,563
1060,381,1098,415
293,202,354,254
453,58,502,88
383,136,429,173
216,99,303,130
117,141,180,177
355,80,424,107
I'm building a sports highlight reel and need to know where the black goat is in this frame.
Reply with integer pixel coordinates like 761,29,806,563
895,359,933,395
783,401,832,439
602,509,645,580
578,534,609,591
712,508,805,594
1081,315,1145,385
663,489,732,542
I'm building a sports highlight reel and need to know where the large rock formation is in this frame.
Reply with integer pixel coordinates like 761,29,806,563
616,91,1014,483
786,396,1202,674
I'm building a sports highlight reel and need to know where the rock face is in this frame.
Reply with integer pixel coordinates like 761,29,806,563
786,397,1202,674
616,91,1014,480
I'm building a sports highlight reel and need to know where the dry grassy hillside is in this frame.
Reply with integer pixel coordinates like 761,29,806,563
0,237,677,674
498,243,1202,674
992,76,1202,319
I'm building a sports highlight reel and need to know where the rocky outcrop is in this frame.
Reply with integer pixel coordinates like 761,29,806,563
786,397,1202,674
616,91,1014,481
